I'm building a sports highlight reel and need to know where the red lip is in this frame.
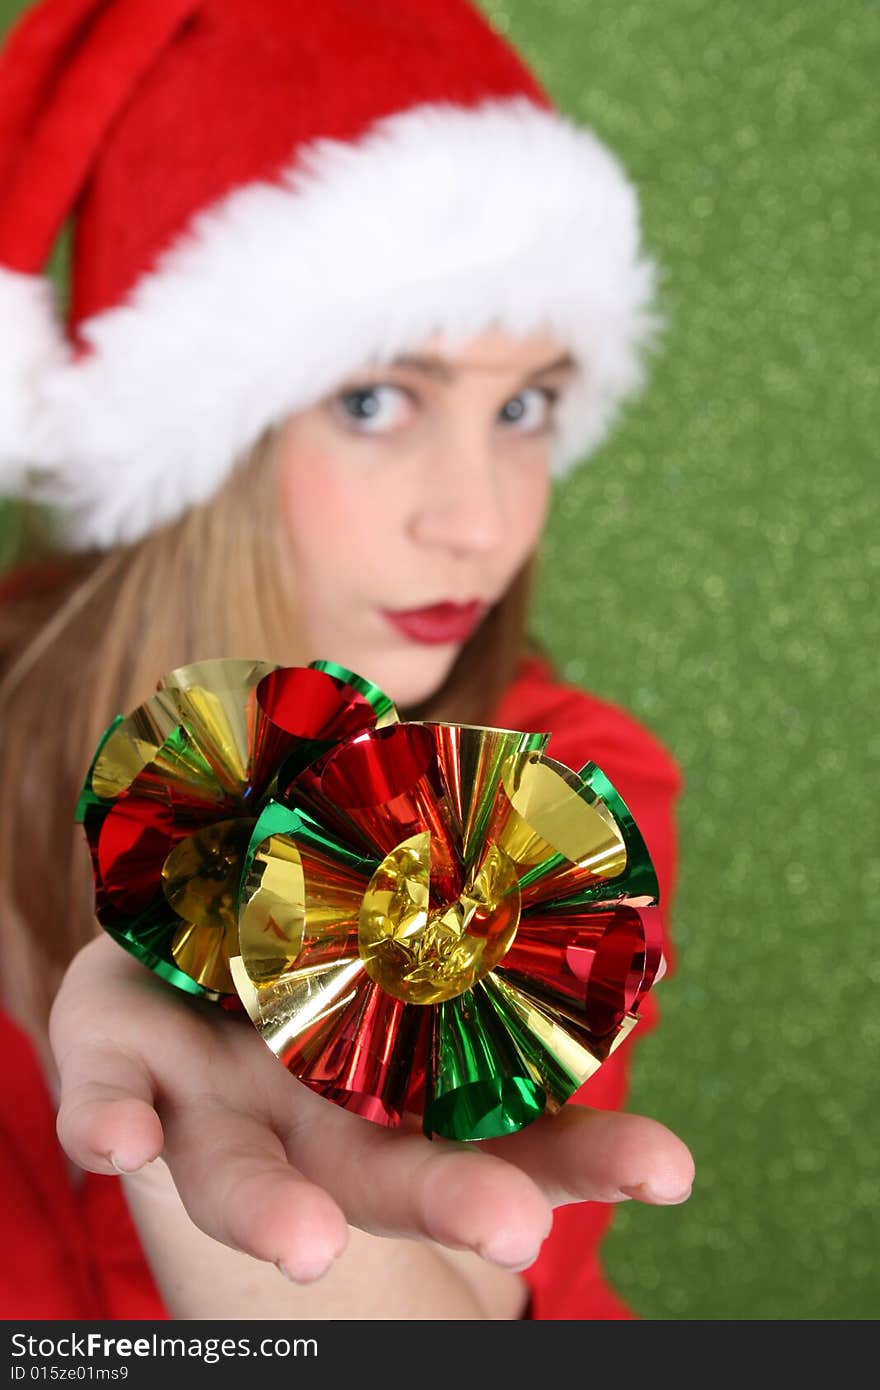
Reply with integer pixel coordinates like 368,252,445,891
382,600,486,645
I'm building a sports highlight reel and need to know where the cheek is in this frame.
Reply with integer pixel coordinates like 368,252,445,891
280,453,379,570
505,463,552,558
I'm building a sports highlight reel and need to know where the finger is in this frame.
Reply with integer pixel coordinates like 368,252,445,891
161,1101,350,1284
55,1038,164,1175
279,1093,554,1271
481,1106,695,1208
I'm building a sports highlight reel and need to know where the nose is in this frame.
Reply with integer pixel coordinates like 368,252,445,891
407,428,504,554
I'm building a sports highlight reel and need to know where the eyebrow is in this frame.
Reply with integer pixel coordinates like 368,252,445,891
386,350,578,383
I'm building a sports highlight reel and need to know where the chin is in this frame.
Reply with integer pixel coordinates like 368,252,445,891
342,645,458,712
307,626,463,709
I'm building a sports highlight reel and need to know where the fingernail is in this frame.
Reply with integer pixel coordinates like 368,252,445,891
275,1255,335,1285
109,1153,158,1175
488,1251,539,1273
109,1153,142,1174
475,1239,541,1272
619,1181,693,1205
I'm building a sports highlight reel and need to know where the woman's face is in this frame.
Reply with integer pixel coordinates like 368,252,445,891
277,328,576,707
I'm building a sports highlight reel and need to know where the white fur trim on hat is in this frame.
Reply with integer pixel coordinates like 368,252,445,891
0,269,70,492
3,97,666,551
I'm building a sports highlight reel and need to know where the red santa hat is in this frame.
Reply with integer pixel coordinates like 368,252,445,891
0,0,664,551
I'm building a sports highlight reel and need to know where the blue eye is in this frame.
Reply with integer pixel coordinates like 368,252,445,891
334,384,411,433
499,387,558,433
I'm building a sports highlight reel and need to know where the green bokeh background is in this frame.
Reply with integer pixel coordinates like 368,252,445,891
1,0,877,1319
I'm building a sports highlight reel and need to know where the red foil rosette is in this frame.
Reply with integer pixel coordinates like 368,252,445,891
77,659,662,1141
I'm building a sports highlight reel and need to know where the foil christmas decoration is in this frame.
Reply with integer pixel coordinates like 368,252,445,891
77,659,663,1141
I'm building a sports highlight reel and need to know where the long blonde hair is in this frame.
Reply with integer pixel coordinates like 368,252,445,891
0,429,540,1035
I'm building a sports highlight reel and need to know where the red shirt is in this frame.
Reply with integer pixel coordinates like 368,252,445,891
0,567,682,1319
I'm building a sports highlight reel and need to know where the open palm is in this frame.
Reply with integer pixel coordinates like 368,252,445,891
50,934,694,1282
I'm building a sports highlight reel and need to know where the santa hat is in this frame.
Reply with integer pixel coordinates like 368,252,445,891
0,0,664,551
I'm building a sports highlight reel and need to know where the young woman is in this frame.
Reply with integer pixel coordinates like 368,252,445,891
0,0,694,1320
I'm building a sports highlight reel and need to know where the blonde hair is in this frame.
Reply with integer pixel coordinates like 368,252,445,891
0,429,539,1035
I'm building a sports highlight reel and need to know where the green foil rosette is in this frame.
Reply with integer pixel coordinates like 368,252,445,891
77,658,663,1140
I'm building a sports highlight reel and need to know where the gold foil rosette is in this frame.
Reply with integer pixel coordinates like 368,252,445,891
77,658,662,1141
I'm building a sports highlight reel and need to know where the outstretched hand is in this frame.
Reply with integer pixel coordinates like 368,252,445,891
50,935,694,1284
